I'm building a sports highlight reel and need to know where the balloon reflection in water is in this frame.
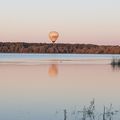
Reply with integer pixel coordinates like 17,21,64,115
48,64,58,77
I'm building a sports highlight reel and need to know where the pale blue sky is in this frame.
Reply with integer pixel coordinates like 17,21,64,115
0,0,120,44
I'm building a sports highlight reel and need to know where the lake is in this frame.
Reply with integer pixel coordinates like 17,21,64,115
0,54,120,120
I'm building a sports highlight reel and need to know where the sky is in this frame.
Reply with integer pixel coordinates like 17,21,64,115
0,0,120,45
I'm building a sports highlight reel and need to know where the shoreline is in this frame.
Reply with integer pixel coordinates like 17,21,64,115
0,59,112,65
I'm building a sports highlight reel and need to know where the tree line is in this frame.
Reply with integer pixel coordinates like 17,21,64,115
0,42,120,54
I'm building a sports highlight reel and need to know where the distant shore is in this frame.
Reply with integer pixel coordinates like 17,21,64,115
0,42,120,54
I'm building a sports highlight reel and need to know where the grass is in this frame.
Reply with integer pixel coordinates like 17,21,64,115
56,100,119,120
111,58,120,70
111,58,120,65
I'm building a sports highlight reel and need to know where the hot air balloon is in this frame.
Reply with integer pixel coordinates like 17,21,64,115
49,31,59,43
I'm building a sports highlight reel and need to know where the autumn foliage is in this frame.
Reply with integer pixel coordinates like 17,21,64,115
0,42,120,54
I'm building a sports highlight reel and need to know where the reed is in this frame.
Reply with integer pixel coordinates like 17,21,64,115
111,58,120,70
111,58,120,66
56,100,119,120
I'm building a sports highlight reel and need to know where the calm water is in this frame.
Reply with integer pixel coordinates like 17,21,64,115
0,54,120,120
0,53,120,61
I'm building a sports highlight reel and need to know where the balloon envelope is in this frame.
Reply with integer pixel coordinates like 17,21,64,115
49,31,59,43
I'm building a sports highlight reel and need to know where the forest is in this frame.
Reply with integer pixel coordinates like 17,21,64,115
0,42,120,54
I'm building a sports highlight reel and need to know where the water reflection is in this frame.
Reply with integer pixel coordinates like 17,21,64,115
111,58,120,71
111,64,120,71
0,63,120,120
48,64,58,77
